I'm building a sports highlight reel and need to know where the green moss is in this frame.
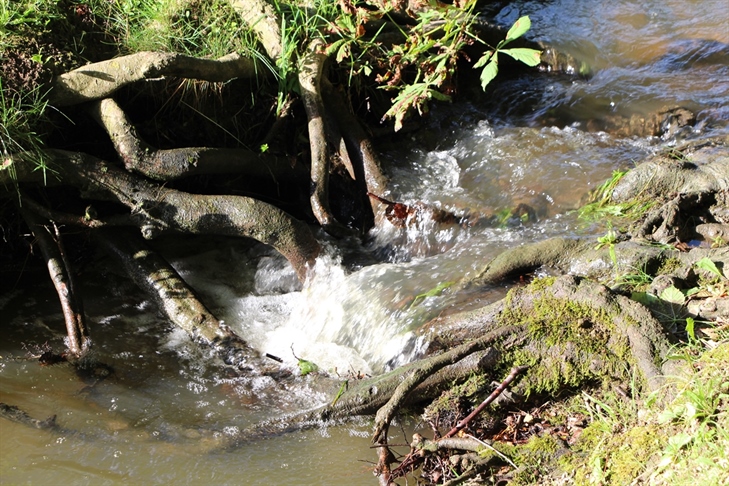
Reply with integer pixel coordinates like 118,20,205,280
656,256,682,276
497,280,632,396
503,434,564,485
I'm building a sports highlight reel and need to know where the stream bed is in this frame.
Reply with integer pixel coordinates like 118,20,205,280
2,0,728,484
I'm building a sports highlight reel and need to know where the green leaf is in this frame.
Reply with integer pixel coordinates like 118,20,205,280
501,47,542,67
410,281,455,309
479,57,499,90
631,291,657,306
685,317,696,342
504,16,531,44
473,50,494,69
298,358,319,376
331,380,348,406
695,257,725,279
660,286,685,305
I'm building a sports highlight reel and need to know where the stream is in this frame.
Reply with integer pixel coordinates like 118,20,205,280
2,0,728,484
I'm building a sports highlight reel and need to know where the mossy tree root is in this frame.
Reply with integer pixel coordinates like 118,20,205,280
370,325,522,445
223,346,509,447
49,51,261,106
465,237,584,289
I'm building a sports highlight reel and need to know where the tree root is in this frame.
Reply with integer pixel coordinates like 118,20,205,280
371,326,522,445
50,51,261,106
298,39,349,236
88,98,306,182
611,142,729,203
229,0,282,62
4,150,320,280
464,237,583,289
222,345,509,447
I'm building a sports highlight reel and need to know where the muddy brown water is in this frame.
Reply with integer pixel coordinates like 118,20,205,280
2,0,728,484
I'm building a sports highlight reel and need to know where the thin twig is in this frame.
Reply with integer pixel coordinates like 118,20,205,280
443,365,529,439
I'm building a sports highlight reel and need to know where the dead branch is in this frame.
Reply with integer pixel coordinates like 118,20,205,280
443,365,528,439
94,227,265,371
50,52,262,106
19,206,90,359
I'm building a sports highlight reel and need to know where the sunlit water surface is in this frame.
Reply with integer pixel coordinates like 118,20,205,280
2,0,728,484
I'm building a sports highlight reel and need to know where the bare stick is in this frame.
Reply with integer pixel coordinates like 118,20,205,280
19,207,90,358
443,365,529,439
371,325,521,445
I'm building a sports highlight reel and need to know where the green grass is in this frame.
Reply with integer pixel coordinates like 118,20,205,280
0,78,53,185
557,342,729,485
578,169,654,224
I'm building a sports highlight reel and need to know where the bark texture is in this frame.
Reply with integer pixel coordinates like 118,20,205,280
95,228,262,371
50,52,261,106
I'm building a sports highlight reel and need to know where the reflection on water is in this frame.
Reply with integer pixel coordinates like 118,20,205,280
2,0,729,484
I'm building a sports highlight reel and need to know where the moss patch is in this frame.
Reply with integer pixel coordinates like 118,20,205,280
497,278,632,396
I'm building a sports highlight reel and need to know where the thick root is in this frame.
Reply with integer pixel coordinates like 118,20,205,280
50,52,261,106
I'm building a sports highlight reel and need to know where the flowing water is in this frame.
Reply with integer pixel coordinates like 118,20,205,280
2,0,728,484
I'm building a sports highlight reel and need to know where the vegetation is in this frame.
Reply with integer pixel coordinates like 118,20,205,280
2,2,727,486
1,0,546,357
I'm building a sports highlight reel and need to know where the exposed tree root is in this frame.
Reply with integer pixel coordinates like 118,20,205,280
298,38,348,235
88,98,306,182
19,206,90,359
465,237,583,289
223,345,509,446
370,326,521,445
611,142,729,203
4,150,320,280
50,51,261,106
229,0,283,62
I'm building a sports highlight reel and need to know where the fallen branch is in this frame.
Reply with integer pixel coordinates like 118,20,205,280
443,365,528,439
19,206,90,359
94,227,264,371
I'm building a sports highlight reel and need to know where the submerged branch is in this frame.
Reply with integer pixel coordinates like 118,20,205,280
94,228,262,371
19,207,90,359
